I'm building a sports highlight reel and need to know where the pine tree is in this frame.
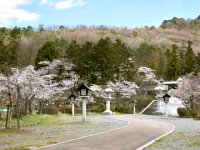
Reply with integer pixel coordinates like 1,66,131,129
35,41,59,67
165,44,181,80
179,47,186,75
164,49,171,79
195,53,200,73
185,41,195,73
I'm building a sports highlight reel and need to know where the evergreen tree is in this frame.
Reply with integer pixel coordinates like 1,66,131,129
179,48,186,75
195,53,200,73
164,49,171,79
35,41,59,67
68,38,133,85
185,41,195,73
134,43,159,70
67,40,80,59
5,26,22,67
165,44,181,80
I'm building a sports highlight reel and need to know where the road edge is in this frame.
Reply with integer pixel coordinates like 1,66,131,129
136,123,175,150
33,116,130,150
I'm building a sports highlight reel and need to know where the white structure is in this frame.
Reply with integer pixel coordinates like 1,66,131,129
157,97,184,116
82,98,87,122
70,101,75,116
141,79,185,116
102,88,114,115
78,83,91,122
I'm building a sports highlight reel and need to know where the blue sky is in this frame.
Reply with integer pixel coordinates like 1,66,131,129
1,0,200,28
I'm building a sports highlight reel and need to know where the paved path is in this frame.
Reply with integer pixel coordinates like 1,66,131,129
37,115,173,150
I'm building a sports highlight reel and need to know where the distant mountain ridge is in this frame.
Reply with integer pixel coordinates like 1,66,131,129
160,15,200,30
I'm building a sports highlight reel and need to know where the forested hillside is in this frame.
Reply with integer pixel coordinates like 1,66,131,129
1,16,200,81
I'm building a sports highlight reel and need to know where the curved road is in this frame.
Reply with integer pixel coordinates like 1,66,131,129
37,115,173,150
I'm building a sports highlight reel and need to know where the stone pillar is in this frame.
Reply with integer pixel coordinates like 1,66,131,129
106,100,111,112
71,103,75,116
102,88,114,115
102,99,113,115
82,98,87,122
165,103,168,117
133,104,136,114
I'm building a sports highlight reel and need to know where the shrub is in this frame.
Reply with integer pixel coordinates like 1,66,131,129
114,105,129,113
75,107,82,114
42,106,59,114
60,106,72,114
177,107,189,117
12,107,27,118
90,106,105,113
60,106,82,115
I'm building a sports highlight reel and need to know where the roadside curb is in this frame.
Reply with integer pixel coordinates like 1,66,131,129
136,123,175,150
33,116,130,150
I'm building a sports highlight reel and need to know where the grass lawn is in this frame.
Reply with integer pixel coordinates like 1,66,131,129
0,113,126,150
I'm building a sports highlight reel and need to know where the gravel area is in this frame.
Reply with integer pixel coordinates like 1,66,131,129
0,115,126,150
131,115,200,150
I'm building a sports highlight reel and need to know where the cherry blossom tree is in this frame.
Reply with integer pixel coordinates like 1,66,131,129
137,66,157,82
0,65,46,128
172,74,200,115
0,59,78,128
34,59,79,113
107,79,138,98
105,79,138,112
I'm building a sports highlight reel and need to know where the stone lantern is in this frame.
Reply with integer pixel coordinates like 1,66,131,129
162,93,171,117
102,87,114,115
77,83,91,122
132,100,137,114
68,93,76,116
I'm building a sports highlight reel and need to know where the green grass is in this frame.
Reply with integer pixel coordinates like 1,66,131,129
0,113,76,128
190,142,200,147
5,148,30,150
0,113,125,150
46,141,58,145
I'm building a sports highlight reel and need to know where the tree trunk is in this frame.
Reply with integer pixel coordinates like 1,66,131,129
15,105,20,129
8,106,12,128
29,100,32,114
5,105,9,129
25,101,28,115
39,101,43,114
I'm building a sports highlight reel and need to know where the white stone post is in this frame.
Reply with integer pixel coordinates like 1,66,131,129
165,103,168,117
102,88,114,115
106,100,111,112
102,96,113,115
82,98,87,122
71,103,75,116
133,104,136,114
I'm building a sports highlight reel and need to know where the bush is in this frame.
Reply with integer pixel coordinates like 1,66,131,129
115,105,123,113
12,107,27,118
42,106,59,114
60,106,72,114
75,107,82,114
114,105,130,113
60,106,82,115
90,106,105,113
177,107,189,117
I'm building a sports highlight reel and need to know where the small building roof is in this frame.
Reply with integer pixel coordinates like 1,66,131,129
42,74,57,79
104,87,114,93
90,84,102,92
77,83,91,91
154,85,167,91
163,81,178,85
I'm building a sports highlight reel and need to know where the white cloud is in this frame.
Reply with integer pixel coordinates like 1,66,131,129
0,0,39,26
40,0,48,4
53,0,87,9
